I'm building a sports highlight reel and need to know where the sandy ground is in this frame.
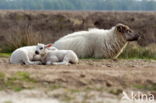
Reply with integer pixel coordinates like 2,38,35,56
0,57,156,103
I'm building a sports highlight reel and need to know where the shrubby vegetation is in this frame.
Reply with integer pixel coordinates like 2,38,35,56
0,0,156,10
119,43,156,60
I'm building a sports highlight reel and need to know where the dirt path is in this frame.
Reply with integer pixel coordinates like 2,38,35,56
0,58,156,103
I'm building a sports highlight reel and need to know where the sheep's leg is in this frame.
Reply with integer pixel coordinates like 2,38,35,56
33,61,42,65
25,60,41,65
23,53,41,65
46,61,52,65
46,56,59,65
52,55,69,65
52,62,69,65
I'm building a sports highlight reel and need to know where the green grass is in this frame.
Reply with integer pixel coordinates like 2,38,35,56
109,88,123,95
49,84,63,90
12,72,36,82
119,49,156,60
119,43,156,60
3,101,12,103
0,71,36,92
0,53,11,57
0,72,5,79
134,84,156,91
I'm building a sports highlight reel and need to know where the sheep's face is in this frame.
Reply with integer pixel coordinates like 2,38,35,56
116,23,140,41
35,43,52,56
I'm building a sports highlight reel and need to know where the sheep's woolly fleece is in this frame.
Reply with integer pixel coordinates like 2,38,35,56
54,27,128,58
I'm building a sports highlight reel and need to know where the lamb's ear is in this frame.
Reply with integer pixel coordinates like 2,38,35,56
116,24,126,33
45,44,52,48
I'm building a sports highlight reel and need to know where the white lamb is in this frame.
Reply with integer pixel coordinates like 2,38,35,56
35,43,79,65
10,45,42,65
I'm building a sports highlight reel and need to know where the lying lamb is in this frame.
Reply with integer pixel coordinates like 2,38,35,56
10,45,42,65
35,43,79,65
53,23,140,59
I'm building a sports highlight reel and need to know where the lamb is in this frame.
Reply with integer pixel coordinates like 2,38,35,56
10,45,42,65
53,23,140,59
35,43,79,65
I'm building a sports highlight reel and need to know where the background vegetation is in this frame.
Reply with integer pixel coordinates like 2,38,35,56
0,0,155,59
0,10,155,59
0,0,156,11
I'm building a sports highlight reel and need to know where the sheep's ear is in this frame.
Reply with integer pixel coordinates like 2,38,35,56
45,44,52,48
116,24,126,33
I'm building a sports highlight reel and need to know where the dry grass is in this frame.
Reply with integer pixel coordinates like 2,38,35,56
120,42,156,59
0,11,155,59
3,24,42,52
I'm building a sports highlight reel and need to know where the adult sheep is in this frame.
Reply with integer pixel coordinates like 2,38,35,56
53,23,140,58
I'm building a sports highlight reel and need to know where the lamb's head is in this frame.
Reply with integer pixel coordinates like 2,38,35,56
116,23,140,41
35,43,52,56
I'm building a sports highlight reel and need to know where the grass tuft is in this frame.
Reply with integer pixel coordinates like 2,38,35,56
119,42,156,60
2,24,42,53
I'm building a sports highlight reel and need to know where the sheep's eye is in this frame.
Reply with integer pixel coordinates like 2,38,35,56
40,47,43,50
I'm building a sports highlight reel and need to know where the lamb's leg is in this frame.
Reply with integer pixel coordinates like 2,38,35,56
46,61,52,65
46,56,59,65
23,53,41,65
52,62,69,65
52,55,69,65
25,60,41,65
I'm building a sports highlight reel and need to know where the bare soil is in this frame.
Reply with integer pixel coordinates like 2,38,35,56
0,58,156,103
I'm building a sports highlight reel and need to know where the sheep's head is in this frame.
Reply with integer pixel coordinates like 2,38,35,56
35,43,52,56
116,23,140,41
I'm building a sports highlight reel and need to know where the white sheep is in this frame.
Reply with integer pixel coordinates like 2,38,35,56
53,23,140,59
35,43,79,65
10,45,42,65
